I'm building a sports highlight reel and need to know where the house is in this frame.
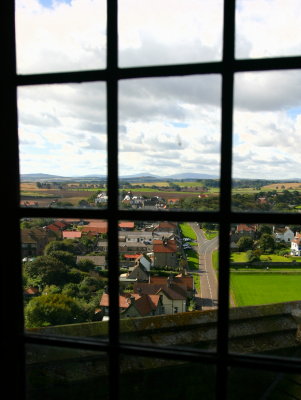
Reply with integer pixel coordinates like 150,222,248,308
119,221,135,231
273,226,294,243
153,239,178,267
154,221,178,233
133,275,189,315
291,232,301,256
76,255,106,269
99,292,162,318
120,263,149,282
95,192,108,204
63,231,82,239
21,227,58,257
235,224,258,235
81,220,108,234
45,220,69,233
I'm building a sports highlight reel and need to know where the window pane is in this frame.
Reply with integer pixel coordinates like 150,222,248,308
118,220,219,350
120,354,216,400
119,76,221,212
118,0,223,67
227,366,300,400
233,70,301,213
229,222,301,358
22,217,108,338
236,0,301,59
26,344,108,400
18,82,107,209
16,0,106,74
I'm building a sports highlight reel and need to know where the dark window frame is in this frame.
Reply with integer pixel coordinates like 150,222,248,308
2,0,301,399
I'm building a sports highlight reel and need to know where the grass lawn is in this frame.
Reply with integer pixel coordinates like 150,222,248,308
231,273,301,306
231,252,248,262
203,230,218,240
231,252,301,263
186,249,199,270
192,273,201,291
179,223,197,240
212,250,219,273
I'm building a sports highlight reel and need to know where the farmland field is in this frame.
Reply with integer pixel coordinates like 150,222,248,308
261,182,301,191
231,273,301,306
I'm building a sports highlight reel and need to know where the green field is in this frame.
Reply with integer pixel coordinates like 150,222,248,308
231,273,301,306
203,230,218,240
231,252,301,263
179,223,197,240
212,250,218,272
186,249,199,270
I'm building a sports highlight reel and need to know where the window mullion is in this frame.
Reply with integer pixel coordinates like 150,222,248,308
217,0,236,398
106,1,120,400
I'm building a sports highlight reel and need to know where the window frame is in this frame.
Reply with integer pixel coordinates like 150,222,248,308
2,0,301,399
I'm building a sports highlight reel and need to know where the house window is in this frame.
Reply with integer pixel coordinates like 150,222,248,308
3,1,301,399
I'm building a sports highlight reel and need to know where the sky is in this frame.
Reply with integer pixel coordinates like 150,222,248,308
15,0,301,180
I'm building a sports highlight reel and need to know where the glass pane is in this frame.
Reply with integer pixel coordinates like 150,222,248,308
118,220,219,350
118,0,223,67
228,366,301,400
120,354,216,400
229,222,301,357
26,344,108,400
236,0,301,59
233,70,301,213
18,82,107,209
119,76,221,212
16,0,106,74
22,217,108,338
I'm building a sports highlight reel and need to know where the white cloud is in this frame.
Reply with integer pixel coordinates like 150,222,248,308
16,0,301,180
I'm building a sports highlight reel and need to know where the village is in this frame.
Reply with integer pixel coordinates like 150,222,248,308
21,217,301,328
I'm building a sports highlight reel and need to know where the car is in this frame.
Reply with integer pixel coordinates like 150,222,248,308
183,238,192,242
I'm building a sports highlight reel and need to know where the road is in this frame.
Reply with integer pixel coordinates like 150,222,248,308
190,223,219,310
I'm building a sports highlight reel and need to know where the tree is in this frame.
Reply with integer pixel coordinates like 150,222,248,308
258,225,272,235
47,250,76,268
236,236,254,252
44,239,79,256
258,233,276,253
76,259,95,272
23,256,69,289
25,293,86,328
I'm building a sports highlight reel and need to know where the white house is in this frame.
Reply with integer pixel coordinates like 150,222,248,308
273,226,294,243
95,192,108,204
291,232,301,256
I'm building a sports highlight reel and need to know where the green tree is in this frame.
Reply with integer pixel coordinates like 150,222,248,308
76,259,95,272
258,233,276,253
47,250,76,268
258,225,272,235
44,239,79,256
25,293,85,328
23,256,69,289
236,236,254,252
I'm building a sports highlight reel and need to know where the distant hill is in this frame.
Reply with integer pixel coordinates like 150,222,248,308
21,173,66,181
166,173,218,180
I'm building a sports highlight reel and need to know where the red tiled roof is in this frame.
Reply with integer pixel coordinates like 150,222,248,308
63,231,82,239
124,254,141,259
134,294,160,316
134,281,187,300
236,224,257,233
81,226,107,234
119,221,135,228
24,287,39,295
158,221,177,229
100,293,140,309
153,240,177,253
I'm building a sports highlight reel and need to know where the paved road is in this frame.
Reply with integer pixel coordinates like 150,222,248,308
190,223,219,310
